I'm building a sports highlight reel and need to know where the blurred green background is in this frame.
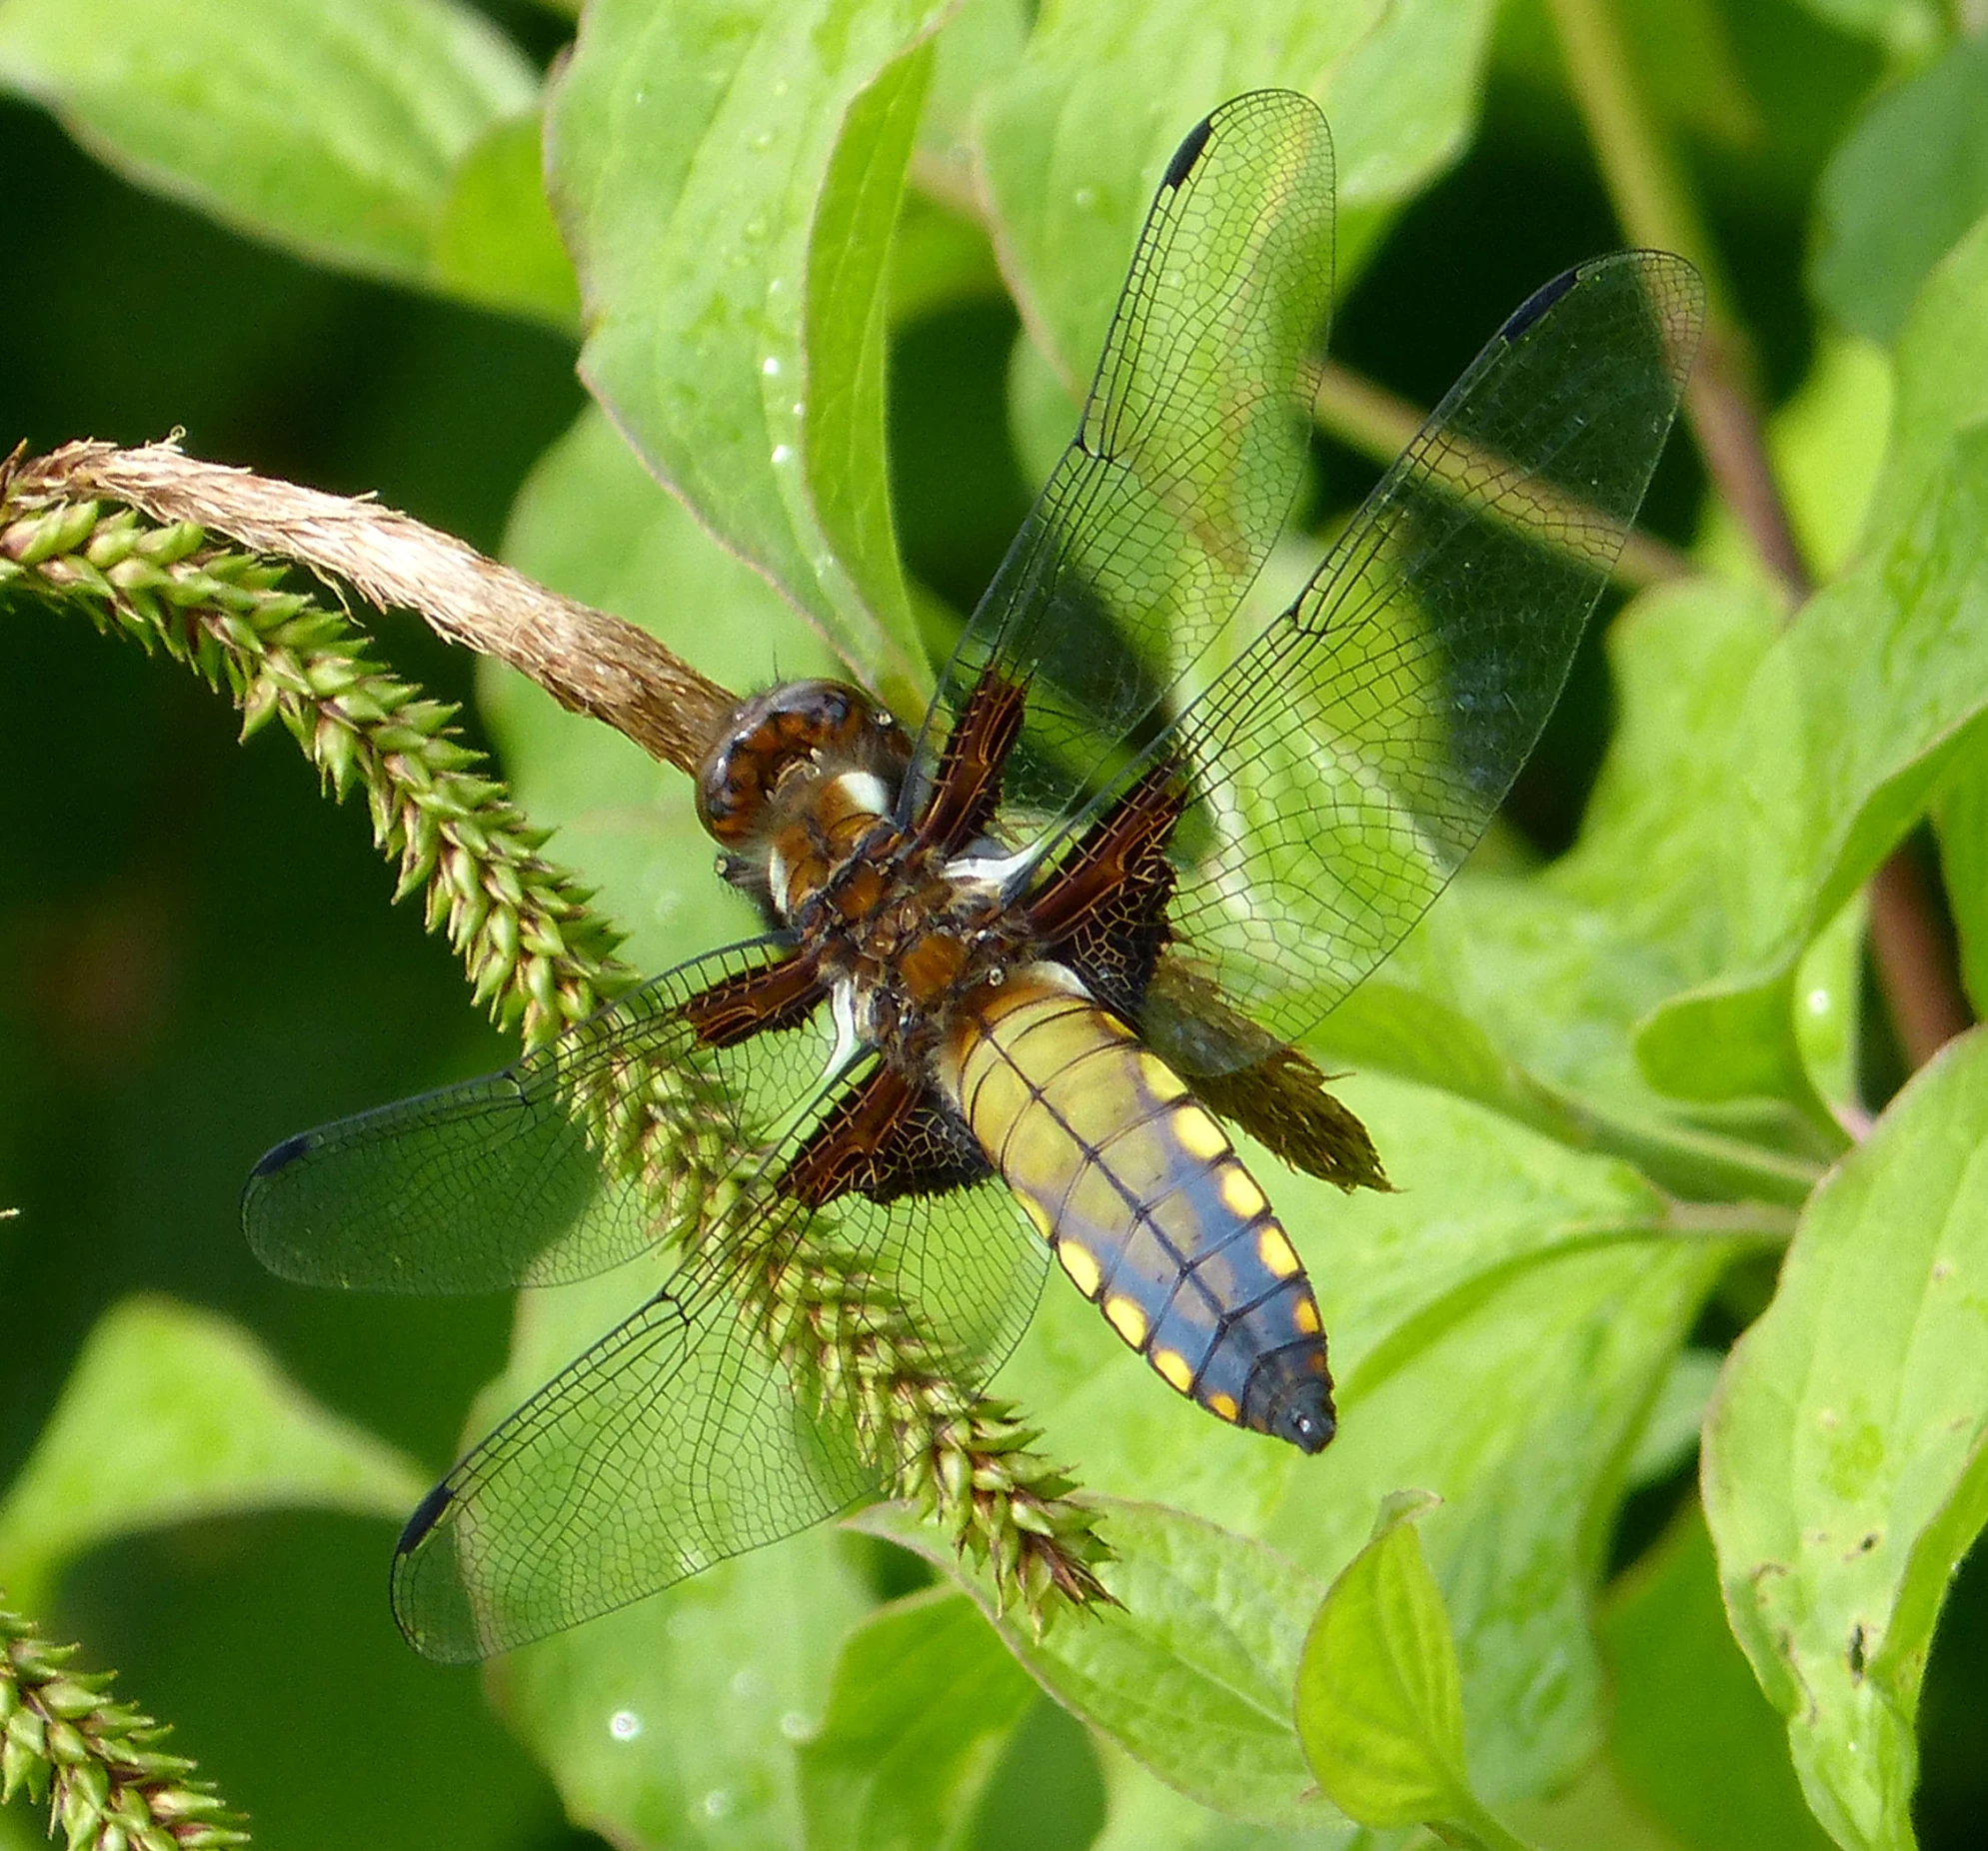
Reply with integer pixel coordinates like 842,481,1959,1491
4,0,1986,1846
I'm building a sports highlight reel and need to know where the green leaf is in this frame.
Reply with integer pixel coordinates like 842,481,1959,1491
0,0,538,288
858,1497,1332,1830
1703,1027,1988,1851
1636,420,1988,1107
1811,36,1988,344
1600,1504,1836,1851
431,112,582,330
1293,1490,1475,1831
0,1295,426,1606
490,1525,872,1850
1622,1347,1722,1489
1869,206,1988,561
547,0,944,719
975,0,1497,395
798,1590,1036,1851
487,405,840,976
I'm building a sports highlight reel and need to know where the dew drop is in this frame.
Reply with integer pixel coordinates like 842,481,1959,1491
702,1789,735,1820
1806,987,1831,1015
1072,186,1096,209
762,355,782,377
772,444,795,466
751,129,776,151
779,1710,812,1741
608,1709,643,1741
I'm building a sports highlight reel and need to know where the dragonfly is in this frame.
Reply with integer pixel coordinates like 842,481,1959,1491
244,89,1703,1663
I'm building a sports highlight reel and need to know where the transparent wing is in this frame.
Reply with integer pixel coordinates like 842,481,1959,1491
909,88,1335,832
390,1149,1041,1661
1140,252,1707,1060
242,938,833,1293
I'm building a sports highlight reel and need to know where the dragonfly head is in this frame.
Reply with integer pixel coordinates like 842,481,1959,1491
696,680,912,850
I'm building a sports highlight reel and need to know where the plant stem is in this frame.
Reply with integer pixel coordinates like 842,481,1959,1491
10,441,740,779
1544,0,1811,601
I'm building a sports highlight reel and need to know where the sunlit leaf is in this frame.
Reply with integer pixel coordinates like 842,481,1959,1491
1812,37,1988,345
1294,1490,1474,1831
976,0,1495,397
0,1295,426,1606
547,0,945,718
1600,1505,1835,1851
0,0,538,288
857,1498,1333,1832
798,1590,1035,1851
1704,1027,1988,1851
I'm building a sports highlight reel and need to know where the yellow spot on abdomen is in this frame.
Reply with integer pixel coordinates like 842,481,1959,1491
1205,1389,1241,1422
1256,1222,1300,1279
1103,1294,1149,1349
1172,1106,1227,1162
1137,1052,1189,1102
1222,1167,1269,1220
1292,1294,1322,1335
1018,1194,1053,1242
1057,1238,1102,1299
1151,1347,1193,1393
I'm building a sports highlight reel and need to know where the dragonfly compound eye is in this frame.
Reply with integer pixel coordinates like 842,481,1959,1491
695,680,911,845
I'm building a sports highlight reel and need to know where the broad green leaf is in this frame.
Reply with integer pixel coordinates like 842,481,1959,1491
491,1521,872,1851
0,1295,426,1606
0,0,538,289
1811,37,1988,345
1636,420,1988,1107
975,0,1495,396
547,0,943,719
1273,1236,1722,1808
1294,1491,1476,1831
798,1590,1035,1851
1867,207,1988,560
857,1497,1335,1832
1704,1027,1988,1851
431,112,582,330
1600,1505,1835,1851
487,405,839,976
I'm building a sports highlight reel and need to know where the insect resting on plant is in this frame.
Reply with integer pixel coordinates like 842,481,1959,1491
245,89,1703,1661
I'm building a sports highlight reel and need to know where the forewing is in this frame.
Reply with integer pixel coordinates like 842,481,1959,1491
1148,252,1706,1057
391,1145,1042,1661
911,88,1335,832
242,939,830,1292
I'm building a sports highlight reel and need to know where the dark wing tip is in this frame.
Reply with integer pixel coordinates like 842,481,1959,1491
1499,265,1581,343
396,1477,456,1555
1162,115,1215,190
248,1130,316,1180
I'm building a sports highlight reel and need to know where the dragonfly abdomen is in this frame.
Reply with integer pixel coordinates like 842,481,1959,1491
941,966,1334,1453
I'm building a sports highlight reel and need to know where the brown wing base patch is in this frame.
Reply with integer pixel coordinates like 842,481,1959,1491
683,950,827,1047
781,1065,992,1208
1024,761,1185,1014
